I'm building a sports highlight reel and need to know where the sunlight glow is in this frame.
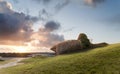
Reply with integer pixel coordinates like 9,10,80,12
13,46,28,53
0,45,54,53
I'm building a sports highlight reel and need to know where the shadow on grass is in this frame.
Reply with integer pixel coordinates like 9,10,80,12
0,59,4,61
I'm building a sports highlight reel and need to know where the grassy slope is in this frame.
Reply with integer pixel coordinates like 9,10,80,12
0,58,17,65
0,44,120,74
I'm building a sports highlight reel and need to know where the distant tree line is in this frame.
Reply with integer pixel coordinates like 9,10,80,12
0,53,32,57
0,52,54,57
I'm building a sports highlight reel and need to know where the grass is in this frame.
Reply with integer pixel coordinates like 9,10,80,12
0,58,17,65
0,60,4,62
0,43,120,74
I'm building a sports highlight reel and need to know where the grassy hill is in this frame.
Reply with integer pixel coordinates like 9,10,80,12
0,43,120,74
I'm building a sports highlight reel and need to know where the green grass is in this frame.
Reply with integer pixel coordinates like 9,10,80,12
0,43,120,74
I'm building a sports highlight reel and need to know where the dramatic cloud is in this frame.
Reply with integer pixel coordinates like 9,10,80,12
0,0,13,13
0,0,64,47
0,0,39,45
31,21,64,47
44,21,60,32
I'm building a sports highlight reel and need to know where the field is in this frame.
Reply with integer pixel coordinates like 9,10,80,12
0,58,16,65
0,43,120,74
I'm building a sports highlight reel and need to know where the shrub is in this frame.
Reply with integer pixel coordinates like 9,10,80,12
78,33,91,49
92,42,108,48
51,40,82,55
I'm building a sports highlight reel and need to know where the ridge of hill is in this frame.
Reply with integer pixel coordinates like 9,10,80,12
0,43,120,74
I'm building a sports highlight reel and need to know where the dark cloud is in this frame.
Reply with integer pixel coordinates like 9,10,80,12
25,15,39,22
0,13,22,36
0,0,64,47
31,21,64,47
44,21,60,32
0,12,38,41
0,0,39,45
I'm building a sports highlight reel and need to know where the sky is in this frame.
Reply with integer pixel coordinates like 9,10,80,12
0,0,120,49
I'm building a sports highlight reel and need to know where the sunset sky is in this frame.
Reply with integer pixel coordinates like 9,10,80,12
0,0,120,49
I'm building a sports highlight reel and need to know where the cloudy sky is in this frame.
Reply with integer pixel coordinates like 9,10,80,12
0,0,120,48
